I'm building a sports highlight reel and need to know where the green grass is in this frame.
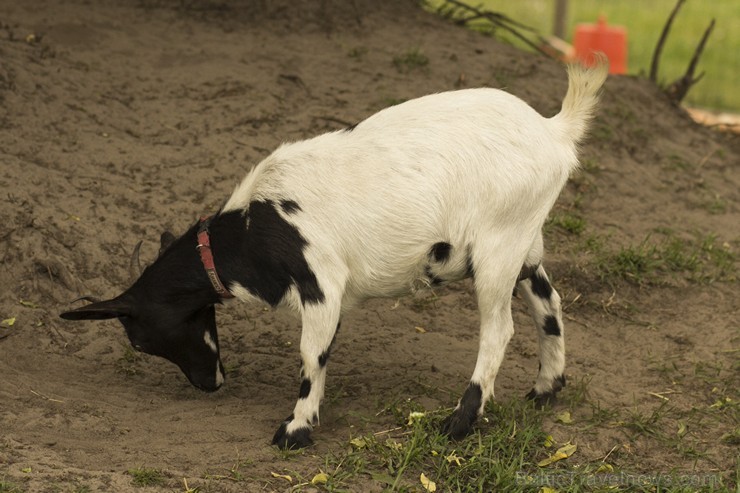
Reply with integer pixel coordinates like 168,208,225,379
429,0,740,111
269,393,738,492
393,48,430,73
128,467,166,487
583,231,736,285
0,479,23,493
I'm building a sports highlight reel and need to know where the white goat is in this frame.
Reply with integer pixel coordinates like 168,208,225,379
61,59,609,449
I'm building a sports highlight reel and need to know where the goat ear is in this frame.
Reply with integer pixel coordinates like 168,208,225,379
59,298,130,320
159,231,177,257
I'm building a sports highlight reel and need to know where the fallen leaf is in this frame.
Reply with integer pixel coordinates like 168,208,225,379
1,317,16,327
270,472,292,482
556,411,573,424
677,421,687,437
537,442,577,467
544,435,554,448
596,463,614,473
414,326,427,333
420,473,436,492
21,467,32,474
311,472,329,485
19,299,40,309
445,452,464,466
540,487,558,493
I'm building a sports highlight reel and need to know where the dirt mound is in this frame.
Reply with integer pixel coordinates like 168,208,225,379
1,1,737,491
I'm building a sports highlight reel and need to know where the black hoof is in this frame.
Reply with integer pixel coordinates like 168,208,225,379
442,383,483,440
526,375,566,409
441,409,477,440
272,415,313,450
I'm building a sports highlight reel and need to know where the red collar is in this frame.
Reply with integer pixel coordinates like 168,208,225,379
196,216,234,299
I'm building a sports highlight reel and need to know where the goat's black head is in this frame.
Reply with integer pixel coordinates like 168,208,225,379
60,225,225,392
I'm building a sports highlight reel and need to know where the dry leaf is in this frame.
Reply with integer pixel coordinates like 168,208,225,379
311,472,329,485
445,452,463,466
1,317,16,327
420,473,437,492
556,411,573,424
414,326,427,333
537,442,577,467
540,487,558,493
270,472,292,482
543,435,554,448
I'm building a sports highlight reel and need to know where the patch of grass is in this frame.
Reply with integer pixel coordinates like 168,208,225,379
128,467,165,487
0,479,23,493
392,48,429,72
586,232,736,285
322,398,549,491
549,212,586,235
116,344,142,376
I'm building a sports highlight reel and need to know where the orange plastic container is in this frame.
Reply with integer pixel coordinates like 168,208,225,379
573,15,627,74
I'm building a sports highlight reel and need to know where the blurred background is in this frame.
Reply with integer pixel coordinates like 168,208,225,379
438,0,738,112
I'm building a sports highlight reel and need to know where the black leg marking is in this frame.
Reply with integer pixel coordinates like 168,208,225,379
529,271,553,299
526,374,566,409
430,242,452,263
272,414,313,449
279,199,302,215
318,321,340,368
517,263,539,282
298,378,311,399
424,265,444,285
311,412,319,426
441,383,482,440
542,315,561,336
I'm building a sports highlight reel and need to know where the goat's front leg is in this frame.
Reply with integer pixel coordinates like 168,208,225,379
272,303,340,449
442,261,515,439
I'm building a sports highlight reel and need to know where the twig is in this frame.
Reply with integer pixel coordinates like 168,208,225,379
30,389,64,403
650,0,685,82
441,0,552,57
665,19,715,103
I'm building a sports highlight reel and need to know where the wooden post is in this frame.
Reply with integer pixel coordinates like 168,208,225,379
554,0,568,38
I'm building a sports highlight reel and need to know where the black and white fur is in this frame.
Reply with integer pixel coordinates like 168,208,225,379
60,60,608,449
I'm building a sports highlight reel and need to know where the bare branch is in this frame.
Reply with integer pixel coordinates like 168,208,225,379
650,0,685,82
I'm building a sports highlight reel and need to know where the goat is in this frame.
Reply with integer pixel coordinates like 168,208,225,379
60,58,608,449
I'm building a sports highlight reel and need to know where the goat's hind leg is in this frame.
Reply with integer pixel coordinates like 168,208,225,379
442,247,517,439
517,263,566,407
272,302,341,449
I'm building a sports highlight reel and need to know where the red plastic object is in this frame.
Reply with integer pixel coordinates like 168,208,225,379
574,15,627,74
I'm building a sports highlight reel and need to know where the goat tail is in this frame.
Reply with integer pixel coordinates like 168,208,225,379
552,54,609,146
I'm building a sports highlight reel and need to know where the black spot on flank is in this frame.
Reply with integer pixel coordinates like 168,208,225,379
210,202,325,307
298,378,311,399
529,271,553,300
280,199,302,215
430,242,452,263
542,315,561,336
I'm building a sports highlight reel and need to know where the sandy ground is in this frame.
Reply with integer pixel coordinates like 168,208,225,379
0,1,738,491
